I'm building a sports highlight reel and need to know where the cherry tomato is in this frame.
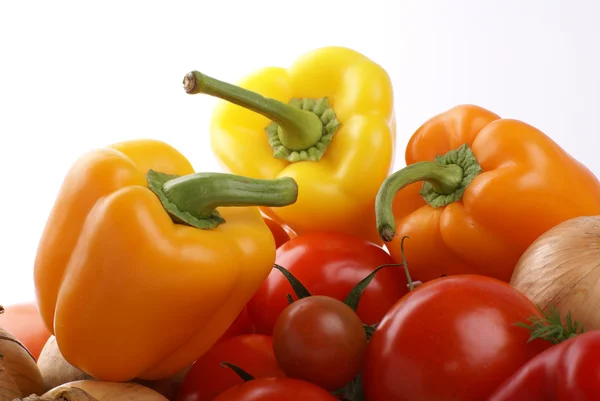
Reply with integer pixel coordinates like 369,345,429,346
362,275,552,401
262,214,294,248
212,377,339,401
273,295,367,391
0,302,51,360
247,231,408,335
216,306,255,343
177,334,285,401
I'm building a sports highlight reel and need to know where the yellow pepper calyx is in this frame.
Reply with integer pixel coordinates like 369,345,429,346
183,71,341,162
147,169,298,229
266,96,340,162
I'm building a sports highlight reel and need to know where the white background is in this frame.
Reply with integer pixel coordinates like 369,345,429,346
1,0,599,305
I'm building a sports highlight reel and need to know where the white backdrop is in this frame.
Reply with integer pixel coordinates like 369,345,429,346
1,0,599,305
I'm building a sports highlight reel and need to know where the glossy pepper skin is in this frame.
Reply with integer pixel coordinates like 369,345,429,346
33,139,298,382
488,331,600,401
183,46,396,244
375,104,600,283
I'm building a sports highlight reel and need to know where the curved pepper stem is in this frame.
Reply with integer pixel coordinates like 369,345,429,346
375,143,482,242
147,170,298,229
183,71,340,162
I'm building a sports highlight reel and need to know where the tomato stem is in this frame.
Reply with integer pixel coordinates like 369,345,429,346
409,280,423,289
515,304,585,345
273,264,312,301
344,263,402,312
400,236,415,291
363,323,377,341
219,361,255,382
275,263,393,342
337,372,365,401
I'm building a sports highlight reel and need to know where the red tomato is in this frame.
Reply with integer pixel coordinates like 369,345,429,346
212,377,338,401
177,334,285,401
273,295,367,391
0,302,51,360
216,307,255,343
247,231,408,335
488,330,600,401
362,275,552,401
262,214,294,248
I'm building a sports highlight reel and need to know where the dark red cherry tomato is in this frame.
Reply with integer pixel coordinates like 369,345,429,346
273,295,367,391
247,231,408,335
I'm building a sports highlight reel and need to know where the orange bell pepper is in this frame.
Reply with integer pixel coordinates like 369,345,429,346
33,139,298,382
375,104,600,282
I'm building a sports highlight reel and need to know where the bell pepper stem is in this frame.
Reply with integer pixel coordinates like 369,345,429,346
147,170,298,230
376,143,483,242
164,172,297,214
375,161,464,242
183,71,323,151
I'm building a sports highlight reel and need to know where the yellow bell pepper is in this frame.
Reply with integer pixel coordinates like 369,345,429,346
33,139,298,382
183,46,396,244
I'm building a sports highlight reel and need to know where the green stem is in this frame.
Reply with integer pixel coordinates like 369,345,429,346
147,170,298,230
273,264,312,301
183,71,323,151
375,143,483,242
400,236,415,291
164,172,297,215
515,305,585,345
220,362,255,381
375,162,463,241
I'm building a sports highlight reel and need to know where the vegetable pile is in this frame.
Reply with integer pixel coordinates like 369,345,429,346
2,46,600,400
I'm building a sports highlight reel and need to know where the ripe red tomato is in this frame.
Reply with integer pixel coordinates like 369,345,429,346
362,275,552,401
216,306,255,343
262,214,294,248
273,295,367,391
247,231,408,335
488,330,600,401
0,302,51,360
177,334,285,401
212,377,339,401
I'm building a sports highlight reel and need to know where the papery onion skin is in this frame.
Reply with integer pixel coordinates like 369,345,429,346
40,380,169,401
0,327,45,398
37,335,189,400
510,215,600,331
37,336,93,392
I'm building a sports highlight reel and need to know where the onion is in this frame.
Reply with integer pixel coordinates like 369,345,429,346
19,380,169,400
37,335,189,400
510,215,600,330
37,336,93,391
0,326,45,399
